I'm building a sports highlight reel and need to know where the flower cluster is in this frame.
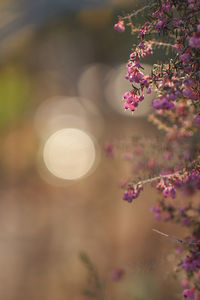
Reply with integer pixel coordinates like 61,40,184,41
123,184,143,203
122,42,153,111
114,20,125,33
122,166,200,204
113,0,200,298
114,0,200,117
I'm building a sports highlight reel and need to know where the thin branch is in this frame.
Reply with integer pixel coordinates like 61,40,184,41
129,156,200,188
152,229,200,247
152,228,185,245
130,171,181,187
121,3,157,20
150,40,175,49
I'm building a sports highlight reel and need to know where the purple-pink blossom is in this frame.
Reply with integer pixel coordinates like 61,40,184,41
183,288,195,299
163,186,176,198
189,34,200,48
193,113,200,124
152,97,175,110
110,268,125,281
114,20,125,33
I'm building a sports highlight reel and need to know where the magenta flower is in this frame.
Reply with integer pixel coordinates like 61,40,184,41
183,288,195,299
163,186,176,198
147,88,151,94
189,34,200,48
110,268,125,281
151,205,162,220
183,89,193,98
104,143,115,158
123,184,143,203
180,53,190,62
152,97,175,110
193,113,200,124
181,279,190,289
181,217,191,227
151,205,161,213
156,21,163,30
114,20,125,32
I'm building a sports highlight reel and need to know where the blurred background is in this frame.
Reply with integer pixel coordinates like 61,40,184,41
0,0,184,299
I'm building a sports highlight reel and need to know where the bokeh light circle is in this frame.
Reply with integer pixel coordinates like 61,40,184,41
34,96,104,139
43,128,96,180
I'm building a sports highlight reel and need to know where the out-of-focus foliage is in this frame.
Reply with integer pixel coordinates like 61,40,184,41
0,67,31,128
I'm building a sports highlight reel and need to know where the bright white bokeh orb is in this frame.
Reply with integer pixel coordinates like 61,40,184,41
43,128,96,180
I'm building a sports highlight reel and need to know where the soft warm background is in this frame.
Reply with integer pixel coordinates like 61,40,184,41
0,1,186,299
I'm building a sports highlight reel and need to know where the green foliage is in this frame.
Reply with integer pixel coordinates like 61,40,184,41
0,66,31,128
80,252,105,300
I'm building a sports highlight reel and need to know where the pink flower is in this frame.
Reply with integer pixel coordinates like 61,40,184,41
189,34,200,48
155,213,162,220
151,204,162,220
114,20,125,32
110,268,125,281
139,95,144,101
183,288,195,299
123,184,143,203
104,143,114,157
152,97,175,110
180,53,190,62
183,89,193,98
156,21,163,30
151,204,161,213
176,247,183,254
181,217,191,227
173,18,182,27
147,157,156,169
163,151,172,160
196,270,200,280
174,43,182,52
181,279,190,289
147,88,151,94
162,1,171,12
156,179,165,191
194,113,200,124
163,186,176,198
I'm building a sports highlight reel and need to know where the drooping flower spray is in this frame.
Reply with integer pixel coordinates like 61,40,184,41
113,0,200,298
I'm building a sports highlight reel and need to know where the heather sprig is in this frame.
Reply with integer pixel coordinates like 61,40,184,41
114,0,200,116
113,1,200,298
